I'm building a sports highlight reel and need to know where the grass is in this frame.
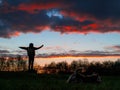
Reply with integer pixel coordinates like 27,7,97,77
0,71,120,90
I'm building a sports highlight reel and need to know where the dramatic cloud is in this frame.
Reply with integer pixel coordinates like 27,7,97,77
1,0,120,38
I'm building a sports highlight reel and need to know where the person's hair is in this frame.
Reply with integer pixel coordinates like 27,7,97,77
29,43,34,47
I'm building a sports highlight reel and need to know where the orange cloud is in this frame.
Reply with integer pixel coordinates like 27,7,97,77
6,31,21,38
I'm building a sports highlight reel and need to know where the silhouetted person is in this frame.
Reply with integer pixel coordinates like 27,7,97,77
19,43,44,71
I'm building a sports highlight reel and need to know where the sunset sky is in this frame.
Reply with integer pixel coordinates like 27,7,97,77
0,0,120,62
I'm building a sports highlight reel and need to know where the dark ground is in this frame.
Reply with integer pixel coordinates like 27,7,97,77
0,71,120,90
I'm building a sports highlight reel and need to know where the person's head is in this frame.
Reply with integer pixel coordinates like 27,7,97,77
29,43,34,47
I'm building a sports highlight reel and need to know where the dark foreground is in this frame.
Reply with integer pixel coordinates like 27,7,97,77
0,72,120,90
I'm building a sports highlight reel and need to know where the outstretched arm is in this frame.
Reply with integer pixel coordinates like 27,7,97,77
19,47,28,50
35,45,44,50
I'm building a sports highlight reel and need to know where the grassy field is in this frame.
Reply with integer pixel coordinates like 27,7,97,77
0,72,120,90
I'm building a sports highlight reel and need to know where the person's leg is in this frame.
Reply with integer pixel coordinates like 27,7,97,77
31,56,34,70
29,56,33,71
28,57,31,71
30,60,32,70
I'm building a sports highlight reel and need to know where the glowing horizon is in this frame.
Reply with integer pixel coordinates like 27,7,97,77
34,55,120,66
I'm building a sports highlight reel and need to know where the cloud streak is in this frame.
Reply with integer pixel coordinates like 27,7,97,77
1,48,120,58
105,45,120,52
0,49,10,54
37,50,120,58
1,0,120,38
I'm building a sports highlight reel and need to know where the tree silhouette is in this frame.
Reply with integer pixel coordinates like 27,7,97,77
56,61,68,73
16,55,27,71
0,57,5,71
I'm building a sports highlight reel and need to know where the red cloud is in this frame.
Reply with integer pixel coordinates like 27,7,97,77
14,1,70,14
1,0,120,38
60,10,95,22
54,26,82,34
82,23,99,30
6,32,20,38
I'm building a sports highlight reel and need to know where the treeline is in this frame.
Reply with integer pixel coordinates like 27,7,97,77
0,56,120,75
0,56,27,71
40,59,120,75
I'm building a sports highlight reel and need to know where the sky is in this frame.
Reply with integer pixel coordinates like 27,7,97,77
0,0,120,61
